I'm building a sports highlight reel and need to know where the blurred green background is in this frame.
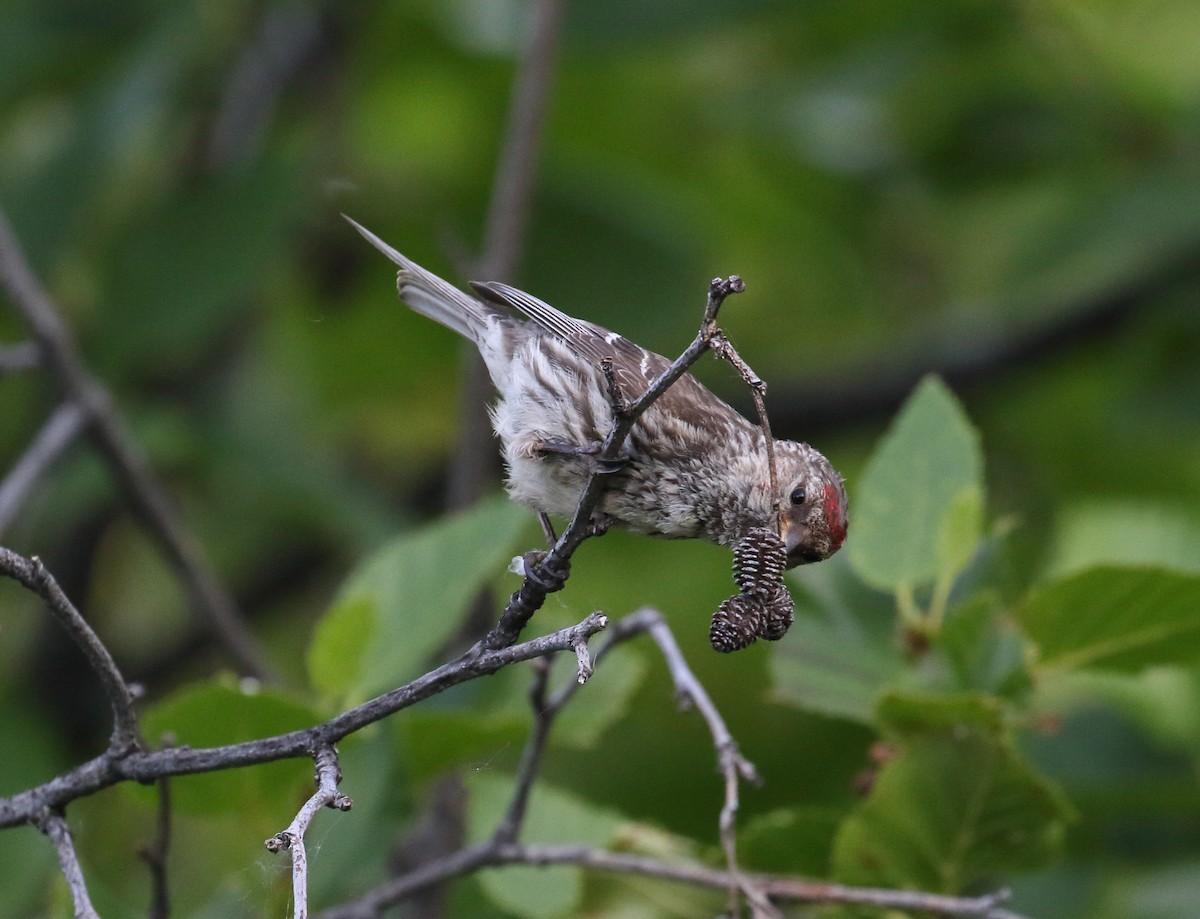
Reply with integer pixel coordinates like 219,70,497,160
2,1,1200,917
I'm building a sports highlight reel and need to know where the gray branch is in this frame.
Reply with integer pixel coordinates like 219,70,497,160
0,400,86,537
0,205,272,679
0,611,608,829
0,546,141,753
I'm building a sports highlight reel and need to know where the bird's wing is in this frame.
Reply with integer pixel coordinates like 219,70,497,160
470,280,743,440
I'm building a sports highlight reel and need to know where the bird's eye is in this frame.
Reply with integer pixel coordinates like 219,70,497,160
789,487,806,505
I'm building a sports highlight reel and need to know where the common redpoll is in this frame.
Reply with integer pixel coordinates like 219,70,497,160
348,218,848,568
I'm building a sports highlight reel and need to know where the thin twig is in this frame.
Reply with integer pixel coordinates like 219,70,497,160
709,331,779,527
139,776,172,919
0,205,272,679
205,2,321,171
0,547,141,753
34,810,100,919
490,659,554,846
630,608,760,913
314,840,1034,919
0,400,86,537
0,611,609,828
266,744,353,919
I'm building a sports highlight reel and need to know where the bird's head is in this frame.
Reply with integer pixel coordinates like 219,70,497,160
774,442,848,569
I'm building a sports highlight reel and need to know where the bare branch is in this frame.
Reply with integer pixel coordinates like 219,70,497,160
34,810,100,919
315,841,1033,919
138,776,172,919
0,206,272,680
0,547,141,753
0,400,86,537
0,611,609,829
266,744,353,919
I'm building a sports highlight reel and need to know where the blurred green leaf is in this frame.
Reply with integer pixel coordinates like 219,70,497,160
833,692,1071,892
772,558,903,724
1020,566,1200,674
308,595,374,702
848,376,983,593
308,496,531,704
1047,501,1200,578
771,611,903,725
936,485,984,581
935,592,1031,699
466,772,623,918
740,807,840,876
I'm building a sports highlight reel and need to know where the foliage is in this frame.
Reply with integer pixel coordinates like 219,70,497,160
3,2,1200,918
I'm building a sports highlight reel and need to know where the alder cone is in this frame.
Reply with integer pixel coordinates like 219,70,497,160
756,584,795,641
709,594,764,653
732,527,788,598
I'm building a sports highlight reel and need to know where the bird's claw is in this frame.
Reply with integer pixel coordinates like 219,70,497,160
522,549,571,593
535,439,629,475
587,513,614,537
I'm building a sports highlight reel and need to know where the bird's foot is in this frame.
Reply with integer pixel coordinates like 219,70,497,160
521,549,571,593
587,512,614,537
536,439,628,475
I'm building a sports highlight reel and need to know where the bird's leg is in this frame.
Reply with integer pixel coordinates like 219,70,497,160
520,548,571,593
537,511,558,546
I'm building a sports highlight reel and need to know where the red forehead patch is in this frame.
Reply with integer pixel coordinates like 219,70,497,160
823,482,848,549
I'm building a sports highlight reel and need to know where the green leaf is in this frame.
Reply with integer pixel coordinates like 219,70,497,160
466,772,623,918
833,694,1071,892
1019,566,1200,674
771,559,903,724
848,375,984,592
935,484,984,581
1046,500,1200,578
308,496,531,704
935,593,1031,699
139,680,322,816
308,595,374,701
740,808,840,876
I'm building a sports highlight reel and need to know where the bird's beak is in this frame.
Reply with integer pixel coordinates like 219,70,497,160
778,516,810,568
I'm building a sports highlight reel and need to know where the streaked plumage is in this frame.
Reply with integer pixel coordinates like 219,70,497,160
348,217,848,568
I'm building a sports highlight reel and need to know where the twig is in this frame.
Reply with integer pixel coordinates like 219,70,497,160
491,659,555,847
139,776,172,919
0,611,609,828
0,340,39,374
266,744,353,919
314,841,1033,919
709,331,779,528
205,2,321,171
0,205,272,680
0,547,141,753
485,275,747,649
0,400,86,537
627,608,761,913
33,810,100,919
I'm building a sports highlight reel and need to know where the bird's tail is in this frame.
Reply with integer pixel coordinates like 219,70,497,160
344,215,494,342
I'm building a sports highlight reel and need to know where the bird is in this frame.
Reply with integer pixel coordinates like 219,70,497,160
347,217,848,570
